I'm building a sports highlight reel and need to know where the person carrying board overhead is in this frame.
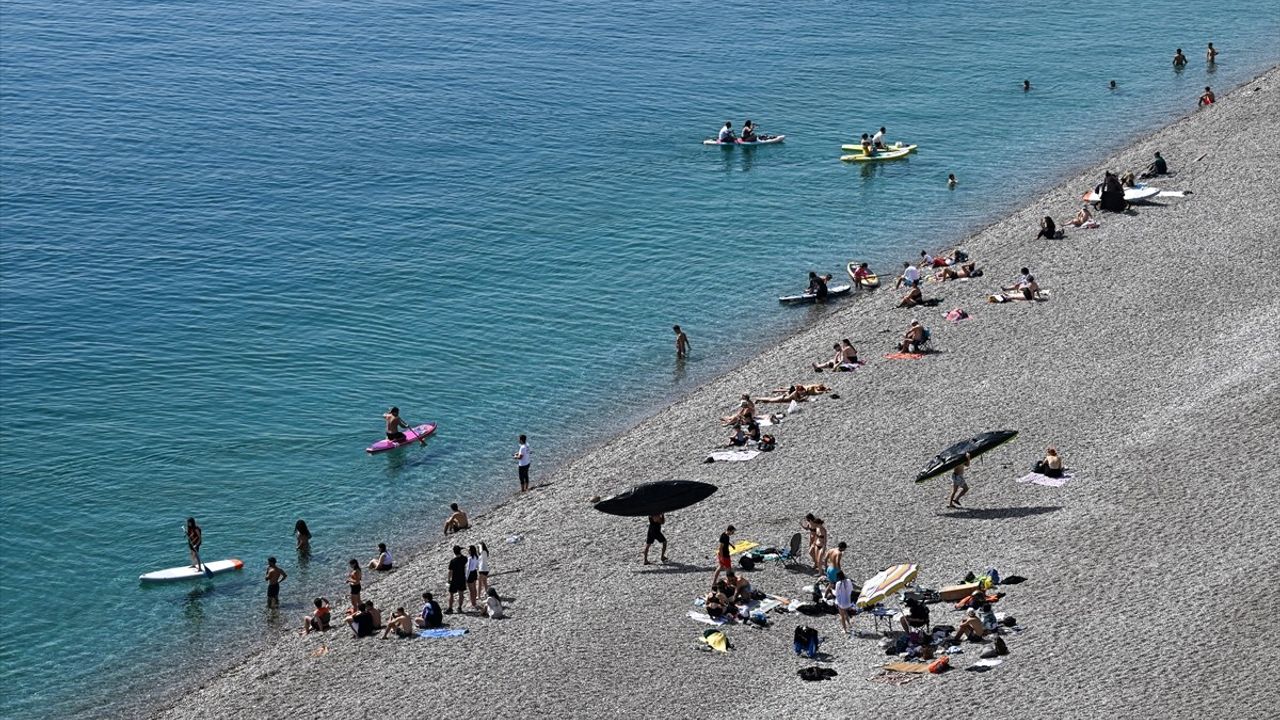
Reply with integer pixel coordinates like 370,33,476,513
185,517,212,577
383,406,425,445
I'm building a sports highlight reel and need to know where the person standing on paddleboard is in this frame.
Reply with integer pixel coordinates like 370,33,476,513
185,517,204,570
514,435,531,492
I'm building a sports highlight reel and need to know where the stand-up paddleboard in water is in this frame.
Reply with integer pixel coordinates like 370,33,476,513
840,145,916,162
366,422,437,454
594,480,718,516
779,284,852,304
915,430,1018,483
140,558,244,583
846,262,881,288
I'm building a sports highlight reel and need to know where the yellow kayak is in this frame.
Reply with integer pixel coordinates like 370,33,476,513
840,142,918,153
840,145,916,162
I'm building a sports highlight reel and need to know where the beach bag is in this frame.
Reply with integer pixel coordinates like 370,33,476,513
798,666,838,681
738,555,756,570
927,657,950,673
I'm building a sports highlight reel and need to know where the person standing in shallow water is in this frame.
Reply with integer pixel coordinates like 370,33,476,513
673,325,690,359
514,434,531,492
1173,48,1187,67
265,557,287,609
1206,42,1217,63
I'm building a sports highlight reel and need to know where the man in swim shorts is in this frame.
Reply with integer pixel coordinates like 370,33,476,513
673,325,691,359
384,406,411,443
265,556,287,609
712,525,735,585
823,542,846,584
644,513,667,565
443,503,469,535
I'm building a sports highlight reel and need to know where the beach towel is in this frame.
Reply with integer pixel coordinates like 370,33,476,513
1015,471,1073,487
688,610,728,626
882,661,933,674
1157,190,1191,198
705,449,761,463
945,308,970,323
884,352,925,360
967,658,1004,671
729,540,760,555
418,628,467,639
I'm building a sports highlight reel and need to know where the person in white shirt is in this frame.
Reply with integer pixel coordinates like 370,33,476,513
871,126,887,148
717,121,735,143
485,587,505,619
476,541,491,596
514,435,531,492
367,542,393,571
896,262,921,289
466,545,481,610
833,571,857,634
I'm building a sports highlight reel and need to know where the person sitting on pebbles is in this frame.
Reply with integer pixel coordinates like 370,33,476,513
757,383,830,403
898,284,925,308
721,394,755,425
897,320,929,353
380,607,415,638
723,570,753,604
725,423,748,448
990,275,1041,303
1067,203,1098,228
813,340,859,372
367,542,393,571
443,503,469,535
1034,447,1064,477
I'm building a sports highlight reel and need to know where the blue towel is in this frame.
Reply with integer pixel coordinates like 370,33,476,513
418,628,467,639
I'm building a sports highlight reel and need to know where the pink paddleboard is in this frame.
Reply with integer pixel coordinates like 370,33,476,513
366,423,438,454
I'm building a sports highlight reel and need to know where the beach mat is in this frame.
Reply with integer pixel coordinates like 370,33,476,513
418,628,467,639
882,661,932,674
706,449,761,463
729,540,760,555
1015,471,1072,487
884,352,925,360
688,611,727,626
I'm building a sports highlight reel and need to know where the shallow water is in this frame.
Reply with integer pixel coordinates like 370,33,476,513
1,0,1277,715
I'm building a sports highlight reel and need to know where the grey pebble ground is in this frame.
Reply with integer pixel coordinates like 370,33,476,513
156,67,1279,720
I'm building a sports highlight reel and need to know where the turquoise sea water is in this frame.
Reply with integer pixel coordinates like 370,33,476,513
2,0,1277,715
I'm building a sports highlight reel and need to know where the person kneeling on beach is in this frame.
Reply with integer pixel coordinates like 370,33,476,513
368,542,393,571
416,592,443,629
301,597,331,635
381,607,414,638
1034,447,1064,478
443,503,469,535
897,321,929,353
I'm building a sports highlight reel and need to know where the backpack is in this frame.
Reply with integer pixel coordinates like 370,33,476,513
738,555,756,571
797,666,838,682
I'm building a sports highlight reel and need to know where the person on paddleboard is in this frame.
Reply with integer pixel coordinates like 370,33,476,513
807,271,829,301
185,517,204,569
871,126,887,149
383,407,411,443
740,120,757,142
717,121,735,143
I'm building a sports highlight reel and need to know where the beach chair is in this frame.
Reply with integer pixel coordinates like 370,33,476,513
769,532,803,567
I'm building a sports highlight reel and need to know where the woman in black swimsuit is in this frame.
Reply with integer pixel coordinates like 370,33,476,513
347,559,362,610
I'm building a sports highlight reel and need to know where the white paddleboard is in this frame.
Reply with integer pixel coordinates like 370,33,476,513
140,558,244,583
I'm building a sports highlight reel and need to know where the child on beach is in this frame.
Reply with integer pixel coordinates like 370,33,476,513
265,557,287,609
302,597,331,634
949,454,971,508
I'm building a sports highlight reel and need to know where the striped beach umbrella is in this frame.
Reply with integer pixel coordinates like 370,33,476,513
857,563,919,608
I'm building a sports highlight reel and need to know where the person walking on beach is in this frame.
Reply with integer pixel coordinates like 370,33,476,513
833,571,856,635
1173,48,1188,67
712,525,735,585
673,325,691,359
514,435,531,492
446,545,468,614
1206,42,1218,63
346,559,362,610
265,557,287,609
949,453,971,508
643,513,667,565
802,514,827,570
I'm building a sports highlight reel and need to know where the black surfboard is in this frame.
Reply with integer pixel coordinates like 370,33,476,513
915,430,1018,483
593,480,718,517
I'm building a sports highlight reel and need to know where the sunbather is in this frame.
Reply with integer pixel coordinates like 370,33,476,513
938,262,979,281
1067,203,1097,228
952,609,988,642
897,321,929,353
990,275,1041,303
380,607,414,638
812,342,845,372
813,340,859,372
1034,447,1064,477
725,424,748,447
898,596,930,633
721,394,755,425
723,570,752,603
898,285,924,308
443,503,469,534
1002,268,1031,292
346,601,379,638
1035,216,1059,240
802,514,827,570
757,384,829,403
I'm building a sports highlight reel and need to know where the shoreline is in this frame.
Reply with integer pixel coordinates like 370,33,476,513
152,66,1279,719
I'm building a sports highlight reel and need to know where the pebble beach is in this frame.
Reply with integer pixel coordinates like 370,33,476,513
155,67,1279,720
